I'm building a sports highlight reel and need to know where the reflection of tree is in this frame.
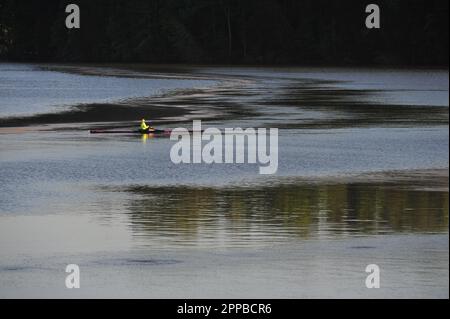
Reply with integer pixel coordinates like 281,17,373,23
120,182,449,243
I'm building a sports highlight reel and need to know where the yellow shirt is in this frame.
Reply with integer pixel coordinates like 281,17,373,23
140,120,149,130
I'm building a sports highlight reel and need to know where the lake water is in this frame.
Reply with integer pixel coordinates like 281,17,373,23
0,63,448,298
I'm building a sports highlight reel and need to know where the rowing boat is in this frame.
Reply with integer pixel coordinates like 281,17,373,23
89,128,204,135
90,129,169,134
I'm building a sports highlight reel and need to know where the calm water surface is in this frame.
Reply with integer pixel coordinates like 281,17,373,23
0,64,448,298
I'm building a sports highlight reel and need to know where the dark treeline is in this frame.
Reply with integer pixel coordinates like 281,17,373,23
0,0,448,65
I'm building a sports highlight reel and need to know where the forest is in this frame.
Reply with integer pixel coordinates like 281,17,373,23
0,0,448,65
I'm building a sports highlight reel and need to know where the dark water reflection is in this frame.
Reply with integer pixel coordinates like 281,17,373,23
107,180,448,247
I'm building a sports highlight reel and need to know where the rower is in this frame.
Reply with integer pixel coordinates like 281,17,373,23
140,119,154,133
